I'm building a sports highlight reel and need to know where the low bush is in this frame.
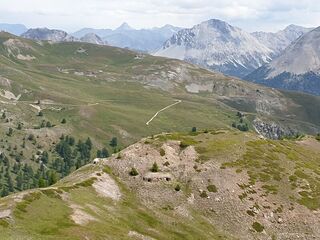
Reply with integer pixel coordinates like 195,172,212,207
252,222,264,232
129,167,139,176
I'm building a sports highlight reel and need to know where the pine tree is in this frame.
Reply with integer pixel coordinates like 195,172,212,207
101,148,109,158
7,128,13,136
129,167,139,176
96,150,102,158
46,121,52,128
16,172,23,190
41,151,49,164
1,187,9,197
110,137,118,148
17,122,22,130
7,175,14,192
48,170,58,185
151,162,159,172
85,137,92,151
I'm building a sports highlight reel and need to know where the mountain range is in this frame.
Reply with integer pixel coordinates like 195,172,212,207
246,26,320,95
2,20,319,95
0,23,27,35
155,19,313,78
17,23,181,52
73,23,182,52
21,28,78,43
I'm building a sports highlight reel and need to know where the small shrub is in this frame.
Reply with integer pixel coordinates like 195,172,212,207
237,123,249,132
103,166,112,174
17,123,22,130
61,118,67,124
239,192,248,200
6,128,13,136
129,167,139,176
246,210,255,216
75,178,97,188
151,162,159,172
163,161,170,167
28,134,35,141
38,111,43,117
316,134,320,141
207,184,218,193
191,127,197,132
179,141,189,149
46,121,52,128
252,222,264,233
159,148,165,156
200,191,208,198
289,175,298,182
41,189,62,199
175,184,181,191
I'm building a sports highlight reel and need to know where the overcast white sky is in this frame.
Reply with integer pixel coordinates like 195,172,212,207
0,0,319,32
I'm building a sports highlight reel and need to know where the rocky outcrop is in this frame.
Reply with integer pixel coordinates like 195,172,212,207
253,118,298,139
21,28,78,42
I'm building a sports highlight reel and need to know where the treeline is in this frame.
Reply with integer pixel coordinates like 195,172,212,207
53,135,94,177
0,154,57,197
0,134,114,197
232,112,249,132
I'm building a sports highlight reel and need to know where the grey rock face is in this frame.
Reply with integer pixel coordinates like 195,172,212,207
21,28,78,42
246,27,320,95
252,25,313,56
253,119,298,140
155,19,273,78
80,33,105,45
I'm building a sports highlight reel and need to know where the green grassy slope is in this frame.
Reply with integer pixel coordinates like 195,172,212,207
0,31,319,198
0,130,319,239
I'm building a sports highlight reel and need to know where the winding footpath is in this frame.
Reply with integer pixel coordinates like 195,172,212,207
146,100,182,125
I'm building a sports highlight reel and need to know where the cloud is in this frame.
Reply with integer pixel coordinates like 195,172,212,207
0,0,319,32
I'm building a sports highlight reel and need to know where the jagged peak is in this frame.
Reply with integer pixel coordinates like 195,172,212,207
116,22,134,31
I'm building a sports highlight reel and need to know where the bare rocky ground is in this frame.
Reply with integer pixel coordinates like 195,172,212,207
0,130,319,239
102,132,320,240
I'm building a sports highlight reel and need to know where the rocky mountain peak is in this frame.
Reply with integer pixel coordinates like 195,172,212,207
155,19,273,78
116,22,134,31
80,33,105,45
21,28,78,42
246,26,320,95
